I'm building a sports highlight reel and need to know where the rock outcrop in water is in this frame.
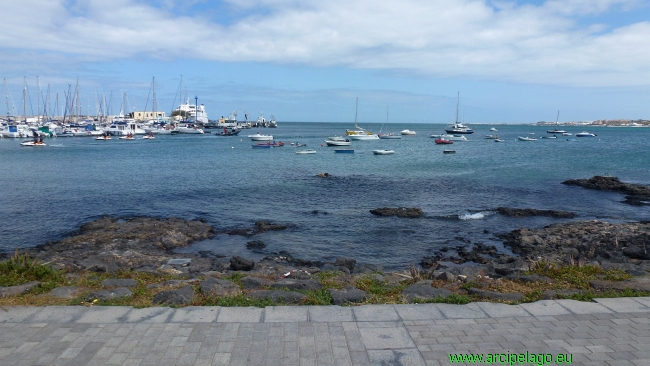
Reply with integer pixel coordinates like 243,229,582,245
563,175,650,205
498,220,650,266
369,207,424,218
496,207,576,218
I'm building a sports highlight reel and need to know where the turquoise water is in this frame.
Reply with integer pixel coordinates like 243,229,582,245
1,123,648,269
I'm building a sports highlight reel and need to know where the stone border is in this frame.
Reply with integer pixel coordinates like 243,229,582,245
1,297,648,324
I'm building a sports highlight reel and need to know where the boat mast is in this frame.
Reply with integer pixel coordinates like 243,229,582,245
455,91,459,125
3,78,8,120
354,97,358,127
36,76,40,123
23,77,27,123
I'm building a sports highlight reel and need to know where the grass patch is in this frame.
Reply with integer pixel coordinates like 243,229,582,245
315,271,347,290
301,289,333,305
199,293,279,307
0,250,65,294
561,288,650,302
355,276,409,304
526,264,632,289
223,272,246,287
420,294,472,305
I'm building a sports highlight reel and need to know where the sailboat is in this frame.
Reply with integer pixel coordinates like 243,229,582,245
444,92,474,134
546,111,566,134
346,98,379,140
378,105,401,139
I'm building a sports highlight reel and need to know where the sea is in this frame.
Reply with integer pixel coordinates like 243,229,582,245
1,123,648,270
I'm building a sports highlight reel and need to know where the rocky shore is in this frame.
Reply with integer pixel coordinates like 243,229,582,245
1,176,649,306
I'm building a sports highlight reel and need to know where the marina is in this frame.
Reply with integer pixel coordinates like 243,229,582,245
0,122,648,269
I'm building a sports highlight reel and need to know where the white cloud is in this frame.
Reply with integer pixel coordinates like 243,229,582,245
1,0,650,87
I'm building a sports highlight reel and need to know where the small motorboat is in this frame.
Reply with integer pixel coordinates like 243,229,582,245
215,128,241,136
443,149,456,154
494,139,505,142
255,141,284,147
484,134,499,139
372,149,394,155
295,149,316,154
400,129,416,135
324,139,351,146
541,135,557,139
248,132,273,141
489,127,498,132
378,133,401,139
562,132,572,136
434,138,453,145
547,129,567,134
576,131,597,137
518,133,537,141
20,140,46,147
334,148,354,153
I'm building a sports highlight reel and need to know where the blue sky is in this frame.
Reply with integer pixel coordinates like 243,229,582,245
2,0,650,123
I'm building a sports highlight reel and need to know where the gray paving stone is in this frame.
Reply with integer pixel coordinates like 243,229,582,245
436,303,488,319
353,305,400,321
264,306,308,322
519,300,572,316
26,306,87,323
309,306,354,322
0,307,40,323
217,307,263,322
395,304,445,321
169,306,220,323
594,298,650,313
359,327,415,349
555,299,614,314
120,307,174,323
367,349,426,366
76,306,132,323
632,297,650,307
473,302,532,318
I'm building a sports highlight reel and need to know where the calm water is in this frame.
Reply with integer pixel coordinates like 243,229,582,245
1,123,648,269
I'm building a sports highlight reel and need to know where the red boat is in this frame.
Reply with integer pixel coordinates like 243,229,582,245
435,139,453,145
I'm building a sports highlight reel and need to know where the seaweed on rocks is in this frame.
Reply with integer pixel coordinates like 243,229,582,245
369,207,424,218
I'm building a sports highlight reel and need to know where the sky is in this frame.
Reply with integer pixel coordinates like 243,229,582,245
1,0,650,123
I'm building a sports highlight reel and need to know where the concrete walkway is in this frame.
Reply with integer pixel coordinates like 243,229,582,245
0,297,649,366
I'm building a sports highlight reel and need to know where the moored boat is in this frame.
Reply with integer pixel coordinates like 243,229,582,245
576,131,597,137
324,139,351,146
372,149,394,155
400,129,416,135
295,149,316,154
334,148,354,153
435,138,453,145
518,133,537,141
248,132,273,141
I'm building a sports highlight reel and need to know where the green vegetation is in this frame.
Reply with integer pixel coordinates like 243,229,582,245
0,250,65,294
526,263,632,289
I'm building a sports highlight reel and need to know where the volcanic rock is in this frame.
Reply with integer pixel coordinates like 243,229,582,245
46,286,79,299
101,279,138,288
0,281,40,297
230,256,255,271
369,207,424,218
467,288,524,302
402,280,452,302
247,290,306,303
335,257,356,271
496,207,576,218
268,279,322,291
86,287,132,301
563,176,650,205
241,276,272,290
200,278,241,297
153,285,195,305
328,286,368,305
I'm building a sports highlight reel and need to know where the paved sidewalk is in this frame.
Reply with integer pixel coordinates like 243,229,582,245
0,297,649,365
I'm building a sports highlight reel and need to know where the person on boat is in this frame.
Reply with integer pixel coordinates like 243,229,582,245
39,136,43,143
